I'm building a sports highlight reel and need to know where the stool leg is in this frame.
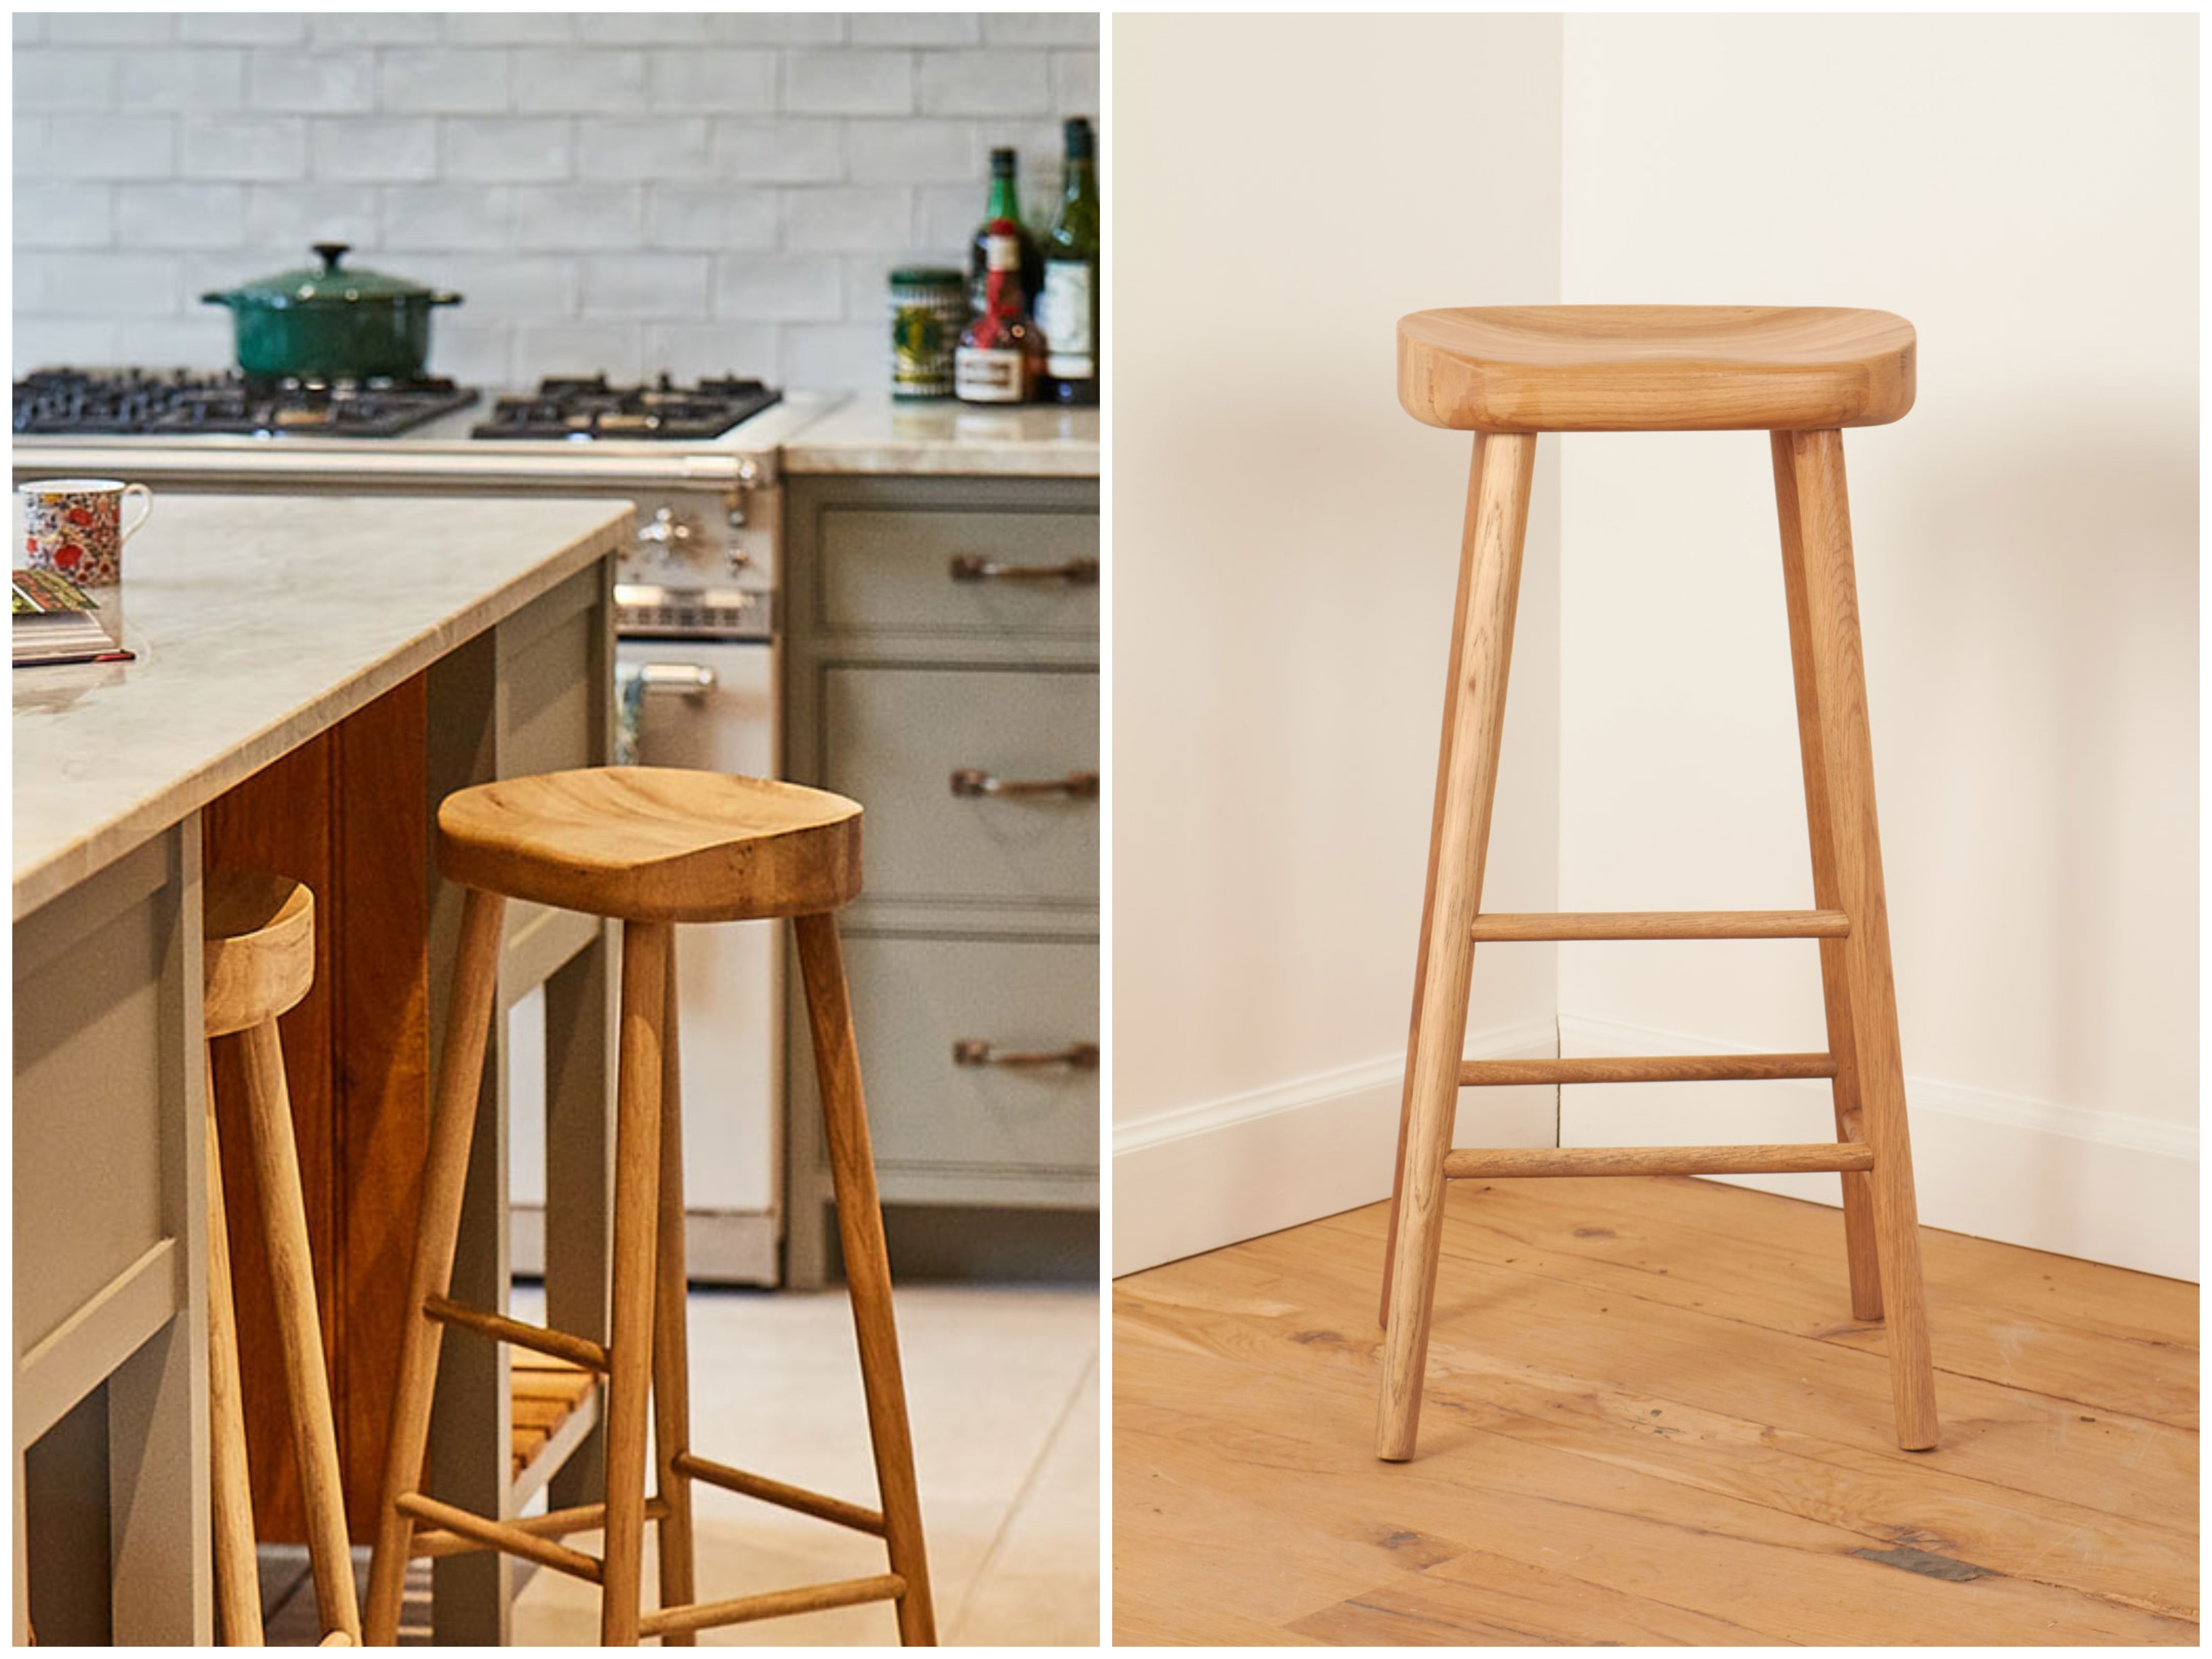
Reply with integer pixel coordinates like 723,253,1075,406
235,1016,361,1642
205,1054,264,1647
1778,429,1939,1451
651,928,698,1643
1377,431,1535,1463
600,920,670,1645
1379,429,1493,1330
365,887,508,1645
1773,433,1884,1322
793,912,937,1645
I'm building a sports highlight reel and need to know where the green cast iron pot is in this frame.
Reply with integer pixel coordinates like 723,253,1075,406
200,243,462,380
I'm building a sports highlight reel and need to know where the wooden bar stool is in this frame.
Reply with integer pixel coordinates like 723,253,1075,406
203,872,361,1644
1376,305,1938,1462
363,767,935,1646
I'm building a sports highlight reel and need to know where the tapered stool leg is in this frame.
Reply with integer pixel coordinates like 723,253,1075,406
653,928,700,1644
1379,432,1494,1330
1377,431,1536,1462
205,1059,264,1647
794,912,937,1645
365,887,508,1645
1773,433,1884,1322
235,1017,363,1642
1779,429,1939,1449
600,921,670,1645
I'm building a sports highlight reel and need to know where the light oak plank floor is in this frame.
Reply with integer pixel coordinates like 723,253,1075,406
1114,1175,2197,1646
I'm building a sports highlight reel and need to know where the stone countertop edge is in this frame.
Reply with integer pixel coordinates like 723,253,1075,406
12,495,631,922
779,393,1100,478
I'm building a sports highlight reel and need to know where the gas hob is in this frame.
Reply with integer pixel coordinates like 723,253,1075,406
13,369,476,439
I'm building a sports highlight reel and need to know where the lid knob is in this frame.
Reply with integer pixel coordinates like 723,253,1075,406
312,242,349,271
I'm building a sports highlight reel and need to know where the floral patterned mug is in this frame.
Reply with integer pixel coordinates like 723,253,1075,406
19,477,154,588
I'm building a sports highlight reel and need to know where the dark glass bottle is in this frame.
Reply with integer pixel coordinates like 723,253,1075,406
1038,118,1100,406
968,147,1043,320
954,219,1039,404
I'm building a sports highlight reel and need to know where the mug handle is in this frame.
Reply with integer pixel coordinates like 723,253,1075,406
119,483,154,542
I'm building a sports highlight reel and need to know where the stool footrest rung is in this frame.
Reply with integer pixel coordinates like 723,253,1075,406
1445,1142,1874,1179
638,1574,908,1638
394,1492,603,1583
1460,1053,1837,1086
673,1450,886,1536
1471,909,1849,941
423,1295,610,1373
406,1496,666,1560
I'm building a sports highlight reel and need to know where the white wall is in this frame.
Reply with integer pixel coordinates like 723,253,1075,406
1558,14,2197,1280
1115,12,2197,1284
12,10,1097,389
1112,14,1564,1276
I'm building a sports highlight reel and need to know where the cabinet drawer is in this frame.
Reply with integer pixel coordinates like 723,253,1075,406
822,665,1097,909
828,934,1096,1179
815,506,1098,639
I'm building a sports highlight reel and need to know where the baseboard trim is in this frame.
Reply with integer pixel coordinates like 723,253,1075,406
1111,1018,1558,1277
1558,1013,2198,1282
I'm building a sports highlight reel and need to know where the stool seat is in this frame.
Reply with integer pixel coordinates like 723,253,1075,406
437,766,862,924
1397,305,1916,433
203,870,315,1038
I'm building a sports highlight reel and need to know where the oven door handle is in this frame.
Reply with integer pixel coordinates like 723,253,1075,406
638,663,719,696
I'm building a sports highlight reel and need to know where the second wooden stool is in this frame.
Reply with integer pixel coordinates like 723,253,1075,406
363,767,934,1645
204,871,361,1644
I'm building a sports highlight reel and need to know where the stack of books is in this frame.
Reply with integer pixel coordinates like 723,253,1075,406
12,568,130,667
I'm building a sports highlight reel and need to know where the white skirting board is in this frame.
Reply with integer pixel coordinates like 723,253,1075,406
1111,1019,1559,1277
1558,1013,2199,1284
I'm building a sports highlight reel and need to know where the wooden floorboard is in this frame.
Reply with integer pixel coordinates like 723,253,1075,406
1114,1174,2198,1646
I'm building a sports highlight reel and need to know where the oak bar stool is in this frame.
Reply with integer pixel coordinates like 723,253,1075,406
1376,305,1937,1463
202,872,361,1645
364,766,934,1645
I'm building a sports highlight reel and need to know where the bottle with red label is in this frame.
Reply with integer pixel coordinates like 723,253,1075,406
955,219,1041,404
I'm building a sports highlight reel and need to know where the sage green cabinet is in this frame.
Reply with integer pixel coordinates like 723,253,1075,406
783,473,1099,1288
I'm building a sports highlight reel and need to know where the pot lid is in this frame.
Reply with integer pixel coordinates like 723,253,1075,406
214,243,442,307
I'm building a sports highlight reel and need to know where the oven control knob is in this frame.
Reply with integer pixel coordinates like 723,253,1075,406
637,506,696,547
725,547,754,575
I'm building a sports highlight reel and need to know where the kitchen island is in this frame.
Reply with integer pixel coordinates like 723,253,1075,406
14,495,629,1643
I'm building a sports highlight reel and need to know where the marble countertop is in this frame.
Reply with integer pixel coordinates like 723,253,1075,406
13,493,630,920
780,393,1099,478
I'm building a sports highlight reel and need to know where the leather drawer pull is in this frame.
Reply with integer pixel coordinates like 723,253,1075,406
950,767,1099,800
952,1040,1100,1071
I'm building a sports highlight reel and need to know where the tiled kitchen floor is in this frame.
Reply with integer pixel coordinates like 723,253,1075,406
262,1282,1098,1645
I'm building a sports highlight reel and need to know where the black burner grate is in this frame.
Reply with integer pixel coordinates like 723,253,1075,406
471,374,780,441
12,369,478,438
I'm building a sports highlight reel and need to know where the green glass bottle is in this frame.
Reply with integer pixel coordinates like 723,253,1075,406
969,147,1043,322
1037,118,1100,406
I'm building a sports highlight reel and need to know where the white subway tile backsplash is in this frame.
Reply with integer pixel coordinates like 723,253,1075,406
512,47,647,114
714,255,845,323
46,116,179,181
710,118,843,184
580,253,711,319
514,184,644,249
248,49,378,114
783,50,916,117
13,49,118,113
445,118,574,183
647,186,780,253
246,184,381,250
380,49,514,115
377,185,519,252
646,49,777,114
919,50,1049,117
783,186,914,253
15,13,1097,393
576,117,716,183
178,14,308,47
852,14,982,49
114,184,249,250
844,119,981,186
16,184,115,250
118,47,248,112
310,117,439,182
181,116,307,183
